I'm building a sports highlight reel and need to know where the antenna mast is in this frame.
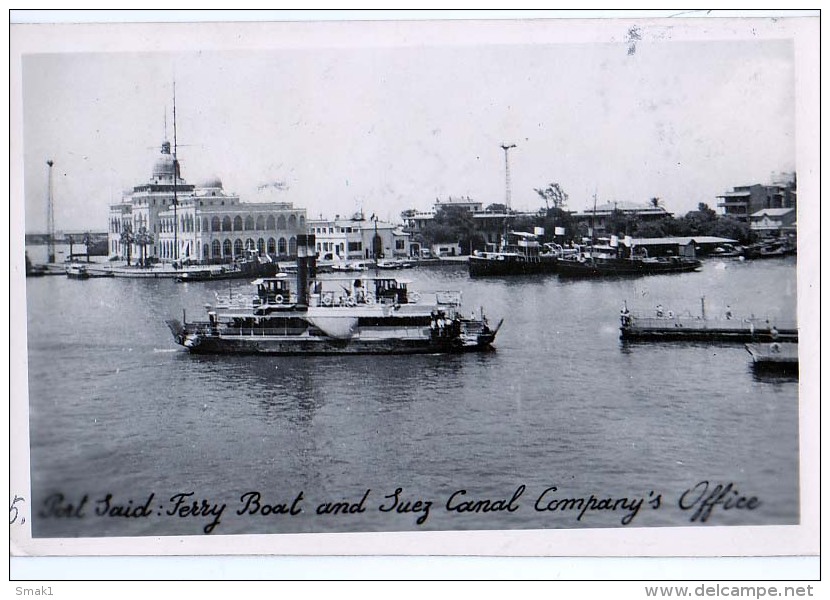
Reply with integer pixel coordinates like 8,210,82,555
172,82,179,267
46,159,56,263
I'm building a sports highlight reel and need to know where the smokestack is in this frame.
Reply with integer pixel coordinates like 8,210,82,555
296,234,316,308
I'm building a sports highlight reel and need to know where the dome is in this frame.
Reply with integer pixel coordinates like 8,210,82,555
199,176,223,189
151,140,177,181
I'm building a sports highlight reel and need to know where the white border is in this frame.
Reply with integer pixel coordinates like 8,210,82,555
7,12,821,568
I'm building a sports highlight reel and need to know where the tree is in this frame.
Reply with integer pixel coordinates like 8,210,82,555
119,222,134,266
534,183,569,210
419,205,482,254
135,226,155,268
83,232,91,263
484,203,508,213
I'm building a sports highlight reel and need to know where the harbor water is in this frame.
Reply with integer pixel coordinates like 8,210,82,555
23,255,800,537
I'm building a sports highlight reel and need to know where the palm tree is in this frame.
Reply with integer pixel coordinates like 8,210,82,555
83,232,91,263
120,222,134,266
135,226,154,268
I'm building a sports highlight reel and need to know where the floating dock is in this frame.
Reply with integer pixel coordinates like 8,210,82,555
620,314,797,343
745,342,799,374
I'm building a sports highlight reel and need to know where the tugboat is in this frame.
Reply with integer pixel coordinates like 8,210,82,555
167,235,502,355
468,231,559,277
557,240,701,278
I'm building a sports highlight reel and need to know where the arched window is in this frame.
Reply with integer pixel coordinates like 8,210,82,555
222,216,232,232
277,215,286,230
257,238,265,255
266,215,276,230
288,236,297,256
204,218,210,232
299,215,305,229
267,237,276,254
245,238,255,251
212,239,221,258
256,215,265,230
288,214,298,229
278,237,287,255
234,239,244,256
203,244,209,260
233,216,243,231
245,216,255,231
212,217,221,232
223,239,232,257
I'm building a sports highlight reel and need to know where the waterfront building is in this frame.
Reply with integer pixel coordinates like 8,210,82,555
716,174,797,222
570,202,673,236
308,213,413,261
402,196,533,248
108,140,306,264
749,208,797,238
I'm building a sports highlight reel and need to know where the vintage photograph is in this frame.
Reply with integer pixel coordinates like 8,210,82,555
10,13,819,560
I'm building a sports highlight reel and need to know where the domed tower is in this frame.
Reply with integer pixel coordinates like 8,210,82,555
152,140,181,184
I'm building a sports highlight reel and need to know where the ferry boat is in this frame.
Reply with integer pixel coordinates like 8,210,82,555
468,231,560,277
167,235,502,355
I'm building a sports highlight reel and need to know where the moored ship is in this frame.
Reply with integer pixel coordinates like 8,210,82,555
557,240,702,278
468,231,560,277
167,235,502,355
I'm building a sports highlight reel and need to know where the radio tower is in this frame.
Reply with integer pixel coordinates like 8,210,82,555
46,159,56,263
501,143,516,211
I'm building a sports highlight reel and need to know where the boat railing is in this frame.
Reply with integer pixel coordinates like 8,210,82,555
625,312,797,331
434,291,462,306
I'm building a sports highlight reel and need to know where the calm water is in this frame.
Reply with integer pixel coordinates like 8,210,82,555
23,254,799,537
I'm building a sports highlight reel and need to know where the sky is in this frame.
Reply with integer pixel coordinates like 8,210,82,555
16,17,800,233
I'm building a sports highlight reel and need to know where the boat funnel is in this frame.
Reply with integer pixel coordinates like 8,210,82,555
296,234,316,307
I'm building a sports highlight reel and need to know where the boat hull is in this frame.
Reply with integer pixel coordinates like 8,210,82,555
167,320,497,355
557,258,701,278
468,256,558,277
745,342,799,375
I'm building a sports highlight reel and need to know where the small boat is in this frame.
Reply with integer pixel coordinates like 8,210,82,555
25,252,50,277
167,235,502,355
746,342,798,375
375,259,412,270
65,264,91,279
468,231,559,277
176,251,279,282
743,240,797,260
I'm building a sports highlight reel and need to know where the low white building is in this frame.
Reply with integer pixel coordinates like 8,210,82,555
308,213,413,261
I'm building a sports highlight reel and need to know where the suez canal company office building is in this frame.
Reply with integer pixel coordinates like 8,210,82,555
107,139,306,264
107,140,413,264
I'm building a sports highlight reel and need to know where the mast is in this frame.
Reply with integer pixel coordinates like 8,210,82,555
172,82,179,268
590,191,598,263
500,143,516,249
500,143,516,210
46,160,55,263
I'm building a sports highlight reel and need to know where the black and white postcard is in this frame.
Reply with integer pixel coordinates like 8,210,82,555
9,11,820,578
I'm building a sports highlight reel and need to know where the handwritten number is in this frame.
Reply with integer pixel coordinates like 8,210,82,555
10,495,25,525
